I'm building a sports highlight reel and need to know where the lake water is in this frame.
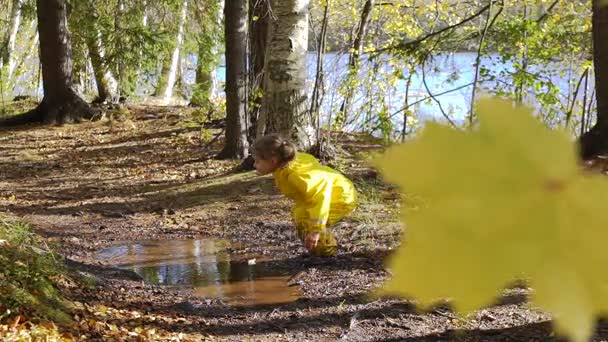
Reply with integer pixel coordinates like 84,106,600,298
13,51,592,136
202,52,592,136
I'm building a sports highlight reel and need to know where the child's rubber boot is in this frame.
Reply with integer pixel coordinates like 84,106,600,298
309,230,338,257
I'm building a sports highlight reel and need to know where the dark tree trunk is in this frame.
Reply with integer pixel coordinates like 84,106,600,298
247,0,269,141
1,0,93,126
237,0,270,170
217,0,249,159
580,0,608,159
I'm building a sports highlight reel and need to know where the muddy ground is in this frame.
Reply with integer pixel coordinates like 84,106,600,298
1,105,606,341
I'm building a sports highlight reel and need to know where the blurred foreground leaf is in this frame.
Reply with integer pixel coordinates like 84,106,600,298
375,97,608,342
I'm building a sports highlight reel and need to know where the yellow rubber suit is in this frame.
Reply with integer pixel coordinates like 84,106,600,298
273,152,358,256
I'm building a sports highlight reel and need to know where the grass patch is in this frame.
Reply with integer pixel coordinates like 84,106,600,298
0,215,71,324
0,98,38,118
355,178,385,204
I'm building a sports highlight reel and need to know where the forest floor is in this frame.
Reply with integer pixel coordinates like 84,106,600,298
1,103,607,341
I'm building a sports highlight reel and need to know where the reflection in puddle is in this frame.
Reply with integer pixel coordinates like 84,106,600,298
95,240,300,306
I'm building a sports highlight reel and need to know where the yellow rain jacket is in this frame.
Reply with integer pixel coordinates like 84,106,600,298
273,152,358,235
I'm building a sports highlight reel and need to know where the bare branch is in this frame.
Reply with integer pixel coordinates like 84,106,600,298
374,1,495,54
537,0,560,23
421,60,458,128
470,0,504,124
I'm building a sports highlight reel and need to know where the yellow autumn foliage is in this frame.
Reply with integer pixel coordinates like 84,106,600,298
375,97,608,342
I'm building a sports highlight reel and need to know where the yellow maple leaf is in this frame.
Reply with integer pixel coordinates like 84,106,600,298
374,97,608,342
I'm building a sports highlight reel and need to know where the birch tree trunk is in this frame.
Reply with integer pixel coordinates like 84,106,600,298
162,0,188,104
142,0,148,27
257,0,311,147
13,22,38,83
87,31,119,103
1,0,23,82
135,0,148,80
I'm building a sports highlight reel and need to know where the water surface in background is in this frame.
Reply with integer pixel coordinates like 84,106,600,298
15,51,589,133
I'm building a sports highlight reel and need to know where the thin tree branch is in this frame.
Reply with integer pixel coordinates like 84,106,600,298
365,82,475,132
566,67,590,127
470,0,503,125
422,59,457,127
537,0,560,23
580,68,590,136
374,2,495,53
309,0,330,143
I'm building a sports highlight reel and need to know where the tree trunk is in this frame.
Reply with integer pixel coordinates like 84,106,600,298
142,0,148,27
162,0,188,104
190,42,215,107
247,0,269,139
337,0,374,128
1,0,93,126
0,0,22,82
133,0,148,88
237,0,270,170
217,0,249,159
257,0,311,148
154,56,172,97
87,33,119,103
85,1,118,103
580,0,608,159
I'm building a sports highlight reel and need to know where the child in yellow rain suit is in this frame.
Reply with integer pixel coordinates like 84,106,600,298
253,134,358,257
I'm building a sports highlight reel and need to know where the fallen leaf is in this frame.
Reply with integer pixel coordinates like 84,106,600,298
375,97,608,342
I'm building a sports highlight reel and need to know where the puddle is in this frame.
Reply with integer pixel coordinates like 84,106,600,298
95,239,300,306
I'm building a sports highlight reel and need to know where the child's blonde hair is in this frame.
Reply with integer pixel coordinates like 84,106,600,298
253,133,297,163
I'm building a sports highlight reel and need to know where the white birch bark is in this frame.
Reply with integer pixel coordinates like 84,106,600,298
1,0,23,81
257,0,311,146
163,0,188,104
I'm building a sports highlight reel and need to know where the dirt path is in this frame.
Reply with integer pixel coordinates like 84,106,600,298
0,105,602,341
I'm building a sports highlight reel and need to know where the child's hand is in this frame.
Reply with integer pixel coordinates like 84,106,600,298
305,232,321,251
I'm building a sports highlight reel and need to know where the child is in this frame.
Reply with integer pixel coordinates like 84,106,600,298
253,133,358,257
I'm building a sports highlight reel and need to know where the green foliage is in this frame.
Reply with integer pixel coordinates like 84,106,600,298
189,0,223,107
0,216,70,324
376,103,394,142
355,178,383,204
483,0,591,127
17,0,36,20
68,0,184,97
182,97,225,143
0,98,37,118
